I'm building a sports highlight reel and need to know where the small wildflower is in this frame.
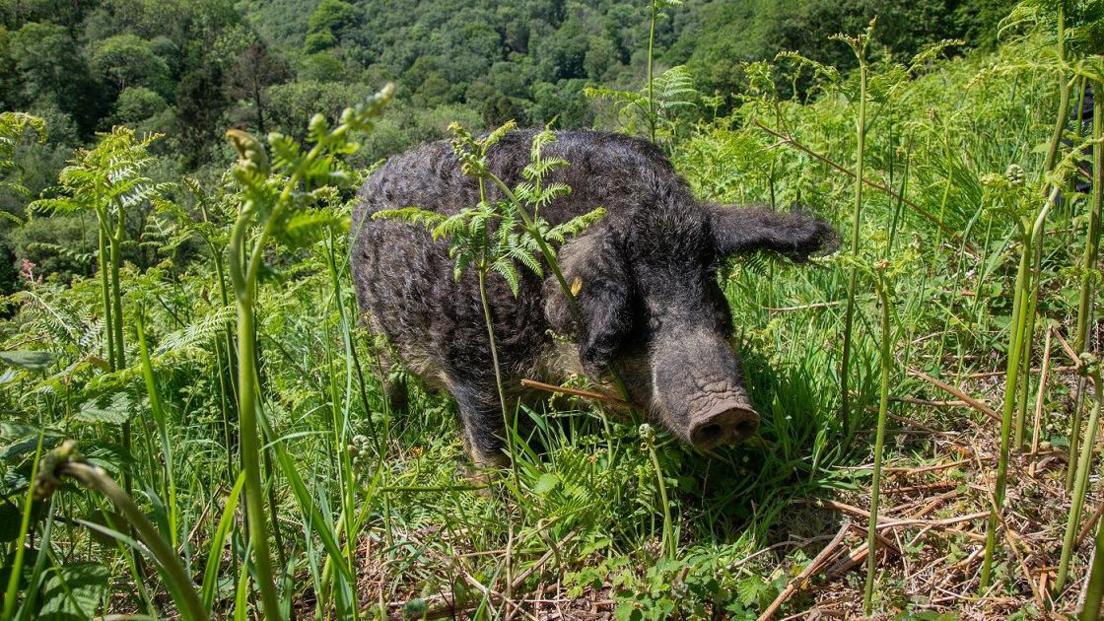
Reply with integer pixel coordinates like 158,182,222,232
19,259,35,283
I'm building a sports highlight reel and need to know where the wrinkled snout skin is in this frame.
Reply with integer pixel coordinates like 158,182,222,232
648,329,759,449
351,129,838,465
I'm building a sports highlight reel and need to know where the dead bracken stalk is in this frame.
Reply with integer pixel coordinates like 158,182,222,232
758,521,851,621
520,378,631,408
908,369,1001,422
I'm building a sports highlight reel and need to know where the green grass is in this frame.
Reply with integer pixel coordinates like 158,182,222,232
2,9,1104,621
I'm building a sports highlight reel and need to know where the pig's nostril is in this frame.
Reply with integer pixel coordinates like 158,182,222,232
698,423,724,443
690,406,760,449
731,418,758,441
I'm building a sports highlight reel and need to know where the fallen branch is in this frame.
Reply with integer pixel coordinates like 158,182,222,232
891,396,969,408
825,524,901,581
758,521,851,621
813,499,988,530
1029,328,1054,477
884,458,977,475
907,370,1001,422
521,378,630,408
1078,501,1104,547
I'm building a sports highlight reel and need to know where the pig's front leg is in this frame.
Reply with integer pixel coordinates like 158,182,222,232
451,380,510,466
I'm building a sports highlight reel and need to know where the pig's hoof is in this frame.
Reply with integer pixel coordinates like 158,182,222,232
462,434,510,468
475,452,510,468
384,378,408,414
459,451,509,493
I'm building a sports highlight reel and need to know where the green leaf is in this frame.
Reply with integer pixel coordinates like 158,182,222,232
37,562,109,620
0,351,56,371
75,393,133,426
532,472,559,496
202,471,246,611
155,306,235,356
276,209,349,249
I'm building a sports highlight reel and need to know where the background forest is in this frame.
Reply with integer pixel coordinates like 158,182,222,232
4,0,1104,619
0,0,1012,295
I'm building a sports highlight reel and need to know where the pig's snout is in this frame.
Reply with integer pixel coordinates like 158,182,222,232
688,401,759,449
638,323,760,451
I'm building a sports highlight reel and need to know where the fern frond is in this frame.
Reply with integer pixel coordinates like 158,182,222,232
155,305,235,356
373,206,446,229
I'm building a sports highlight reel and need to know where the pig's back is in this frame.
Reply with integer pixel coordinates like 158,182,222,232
349,129,685,387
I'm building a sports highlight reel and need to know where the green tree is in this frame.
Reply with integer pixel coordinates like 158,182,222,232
9,22,103,135
89,34,173,98
528,79,593,126
305,0,361,52
226,40,291,135
0,27,18,111
8,215,99,283
299,51,346,82
112,86,172,132
174,65,228,168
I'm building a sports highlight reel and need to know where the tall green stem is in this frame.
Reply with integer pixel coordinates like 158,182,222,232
225,136,330,620
110,202,126,368
108,201,131,500
477,268,511,453
1083,368,1104,621
646,0,658,143
980,218,1035,590
1,433,43,621
863,273,892,614
1057,363,1102,591
136,310,178,549
640,426,673,558
1068,80,1103,490
228,216,283,620
1015,200,1054,448
1085,519,1104,620
1016,12,1071,448
839,48,867,424
1042,7,1068,177
97,222,115,370
231,290,282,620
1074,80,1103,356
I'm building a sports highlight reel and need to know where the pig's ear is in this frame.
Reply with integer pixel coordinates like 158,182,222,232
544,232,633,375
708,204,840,262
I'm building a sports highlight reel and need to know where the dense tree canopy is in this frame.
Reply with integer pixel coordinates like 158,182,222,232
0,0,1014,293
0,0,1014,171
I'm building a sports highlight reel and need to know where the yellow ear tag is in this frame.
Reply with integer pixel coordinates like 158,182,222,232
570,277,583,296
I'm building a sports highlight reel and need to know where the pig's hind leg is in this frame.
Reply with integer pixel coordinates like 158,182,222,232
373,345,409,415
450,380,510,467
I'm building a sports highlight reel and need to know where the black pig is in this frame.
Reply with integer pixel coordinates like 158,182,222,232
351,129,838,464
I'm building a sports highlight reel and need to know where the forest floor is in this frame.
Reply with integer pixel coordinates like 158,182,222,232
342,343,1101,620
